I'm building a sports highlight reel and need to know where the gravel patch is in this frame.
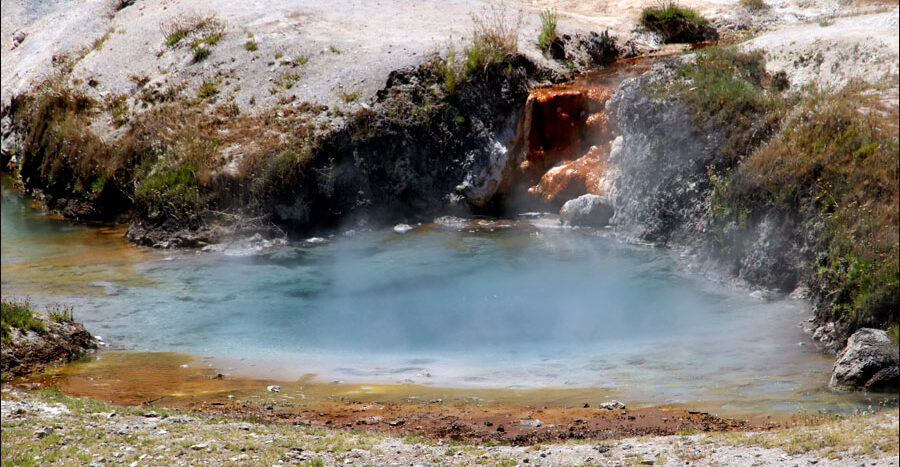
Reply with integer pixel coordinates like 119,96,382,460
3,388,897,466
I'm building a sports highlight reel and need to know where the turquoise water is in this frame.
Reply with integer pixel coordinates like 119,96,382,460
3,176,893,411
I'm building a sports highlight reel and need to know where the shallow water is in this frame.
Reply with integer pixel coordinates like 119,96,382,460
2,176,894,413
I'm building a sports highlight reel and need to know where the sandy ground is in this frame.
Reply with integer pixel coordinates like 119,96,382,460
2,0,896,111
2,388,898,466
741,7,899,89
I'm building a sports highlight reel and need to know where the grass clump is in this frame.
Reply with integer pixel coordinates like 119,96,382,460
669,46,785,156
134,158,200,222
1,298,46,343
436,5,520,94
277,73,301,89
197,79,219,99
160,14,222,48
47,303,75,323
464,6,520,76
537,8,558,50
244,39,258,51
740,0,770,12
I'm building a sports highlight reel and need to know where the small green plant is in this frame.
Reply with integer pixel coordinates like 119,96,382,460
329,45,341,54
192,45,210,61
160,14,222,47
244,40,258,51
341,92,359,103
537,8,558,50
464,5,520,76
47,303,75,323
92,30,112,51
1,298,46,343
197,80,219,99
740,0,770,12
278,73,301,89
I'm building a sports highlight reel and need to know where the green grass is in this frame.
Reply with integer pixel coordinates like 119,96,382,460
192,46,210,61
47,303,75,323
668,46,784,155
277,73,301,89
197,80,219,99
537,8,558,50
1,298,46,343
244,40,258,51
134,159,199,221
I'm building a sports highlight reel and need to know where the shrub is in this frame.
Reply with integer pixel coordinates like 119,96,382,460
640,1,717,43
1,298,45,343
15,78,122,204
641,1,708,26
537,8,558,50
244,40,258,51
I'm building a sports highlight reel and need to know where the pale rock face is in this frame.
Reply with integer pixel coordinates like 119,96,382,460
830,328,899,393
456,139,509,207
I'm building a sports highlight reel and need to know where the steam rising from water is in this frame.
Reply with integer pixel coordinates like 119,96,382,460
2,176,854,408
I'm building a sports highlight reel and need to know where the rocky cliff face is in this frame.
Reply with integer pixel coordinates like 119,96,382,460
607,58,727,247
606,58,814,292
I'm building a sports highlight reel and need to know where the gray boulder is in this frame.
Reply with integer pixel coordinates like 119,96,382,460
829,328,899,392
560,194,614,227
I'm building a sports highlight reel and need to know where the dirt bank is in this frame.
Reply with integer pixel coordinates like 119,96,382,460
2,388,898,466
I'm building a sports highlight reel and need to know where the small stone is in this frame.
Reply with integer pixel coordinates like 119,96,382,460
190,443,209,450
267,385,281,393
600,401,626,410
33,426,53,439
520,419,542,428
389,419,405,427
393,223,414,233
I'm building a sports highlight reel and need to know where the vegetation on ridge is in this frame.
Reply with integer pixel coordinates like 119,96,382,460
729,83,899,329
1,298,46,344
665,46,898,332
